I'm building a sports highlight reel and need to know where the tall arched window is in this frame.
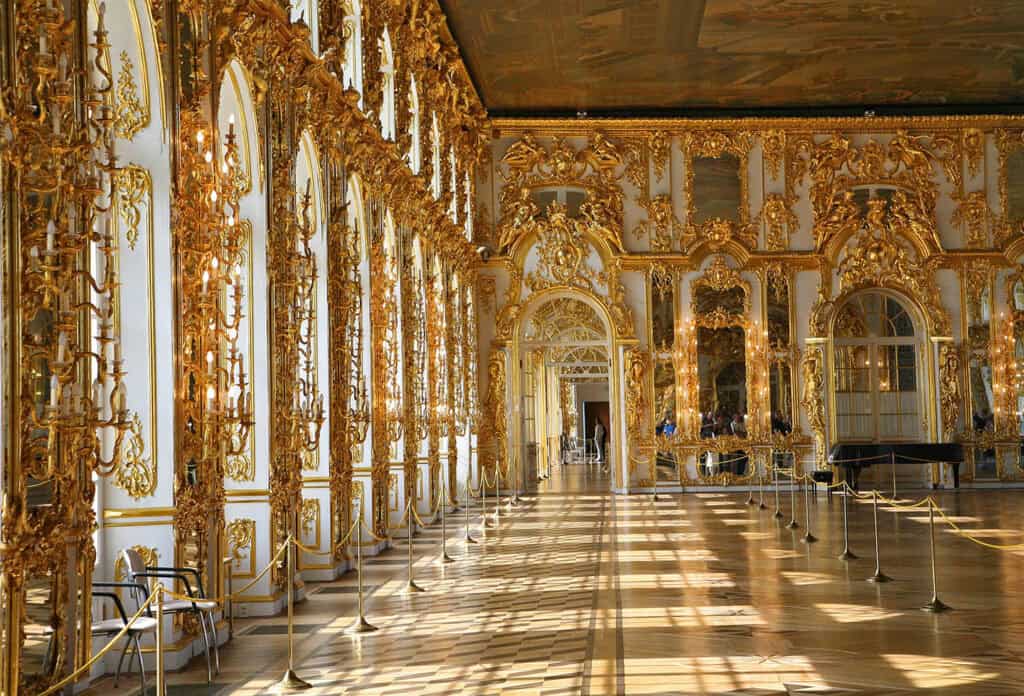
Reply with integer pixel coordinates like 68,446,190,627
379,29,396,141
342,0,363,107
430,112,441,199
407,75,421,173
832,291,921,442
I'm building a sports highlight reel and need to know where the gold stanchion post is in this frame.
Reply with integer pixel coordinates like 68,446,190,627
155,584,165,696
801,476,818,543
921,499,951,613
346,504,378,633
787,473,800,529
405,499,425,593
481,469,491,535
511,453,522,507
867,490,892,583
838,485,857,560
493,466,503,524
464,480,477,545
891,450,897,500
277,534,313,691
773,464,782,518
440,476,455,564
747,469,756,506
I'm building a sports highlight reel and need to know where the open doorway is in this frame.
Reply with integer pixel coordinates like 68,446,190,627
516,295,613,492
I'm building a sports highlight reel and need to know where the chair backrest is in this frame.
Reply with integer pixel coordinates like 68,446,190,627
120,548,147,580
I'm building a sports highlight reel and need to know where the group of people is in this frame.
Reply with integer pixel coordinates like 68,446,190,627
700,410,748,439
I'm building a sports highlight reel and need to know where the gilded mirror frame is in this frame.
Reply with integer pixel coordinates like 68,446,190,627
681,131,754,251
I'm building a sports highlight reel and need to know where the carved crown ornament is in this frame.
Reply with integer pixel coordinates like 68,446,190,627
788,130,960,254
809,197,952,338
496,132,627,255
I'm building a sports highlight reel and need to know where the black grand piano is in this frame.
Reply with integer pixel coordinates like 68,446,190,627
828,442,964,490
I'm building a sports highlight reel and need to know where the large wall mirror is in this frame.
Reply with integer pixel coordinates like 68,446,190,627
1000,131,1024,228
967,268,996,478
691,154,742,225
690,257,754,483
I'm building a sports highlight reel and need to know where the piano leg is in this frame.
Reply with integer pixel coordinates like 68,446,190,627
952,462,960,489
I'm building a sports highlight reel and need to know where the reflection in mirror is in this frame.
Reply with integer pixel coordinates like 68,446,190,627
1007,149,1024,222
1013,278,1024,312
25,308,55,505
772,450,795,478
766,275,790,348
966,279,991,352
694,286,745,317
975,446,998,479
692,154,741,225
697,326,747,438
699,448,750,477
20,573,60,686
651,282,675,351
652,358,679,480
969,355,994,435
770,362,794,434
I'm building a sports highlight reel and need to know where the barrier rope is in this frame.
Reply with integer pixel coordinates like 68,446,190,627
38,585,161,696
930,503,1024,550
294,514,362,556
164,536,292,604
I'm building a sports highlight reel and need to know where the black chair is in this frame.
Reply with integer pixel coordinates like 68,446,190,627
120,549,220,682
91,582,158,691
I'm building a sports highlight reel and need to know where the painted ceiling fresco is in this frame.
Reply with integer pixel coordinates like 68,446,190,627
439,0,1024,113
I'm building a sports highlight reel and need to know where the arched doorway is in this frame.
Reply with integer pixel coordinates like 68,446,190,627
513,291,616,492
831,290,924,442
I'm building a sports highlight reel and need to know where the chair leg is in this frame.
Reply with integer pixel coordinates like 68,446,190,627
196,610,213,683
133,635,146,694
205,611,221,674
114,635,131,687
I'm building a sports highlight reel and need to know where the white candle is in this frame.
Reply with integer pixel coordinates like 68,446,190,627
46,220,56,252
201,270,209,294
49,376,59,407
92,378,103,407
56,332,68,363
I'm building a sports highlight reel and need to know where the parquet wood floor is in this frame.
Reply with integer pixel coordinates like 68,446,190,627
85,466,1024,695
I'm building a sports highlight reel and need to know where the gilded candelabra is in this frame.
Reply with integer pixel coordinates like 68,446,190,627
174,110,255,580
0,1,133,686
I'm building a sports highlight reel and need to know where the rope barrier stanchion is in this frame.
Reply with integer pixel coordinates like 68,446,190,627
921,499,952,613
838,485,857,560
464,480,478,545
787,473,800,529
746,468,755,506
493,468,503,525
867,490,892,583
404,499,425,594
156,584,165,696
890,450,898,500
276,535,313,691
772,465,783,518
511,453,523,507
346,505,378,634
439,481,455,565
481,470,491,535
758,471,768,510
801,475,818,544
653,465,660,502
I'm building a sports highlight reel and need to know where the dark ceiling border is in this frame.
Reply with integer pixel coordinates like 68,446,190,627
489,103,1024,121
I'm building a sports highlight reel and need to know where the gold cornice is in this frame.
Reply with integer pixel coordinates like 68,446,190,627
492,114,1024,136
225,489,271,497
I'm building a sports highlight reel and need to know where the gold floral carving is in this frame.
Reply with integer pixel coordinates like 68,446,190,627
226,519,257,578
939,343,962,441
800,348,826,469
115,164,151,251
761,193,798,251
952,190,992,248
482,351,507,475
525,203,603,292
649,130,671,181
477,276,496,314
789,131,958,254
690,256,751,320
497,132,625,254
634,194,680,252
962,128,985,178
300,498,319,538
761,130,786,179
995,129,1024,244
114,413,156,499
114,50,147,140
650,263,675,301
625,347,649,446
226,452,255,482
